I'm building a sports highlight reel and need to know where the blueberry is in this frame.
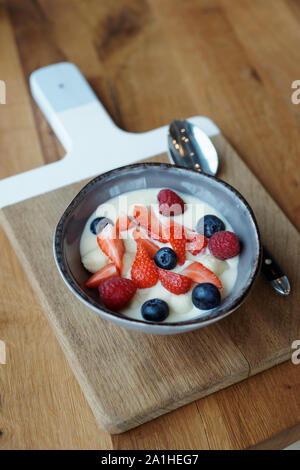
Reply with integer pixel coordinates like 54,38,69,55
141,299,169,322
196,214,225,238
90,217,111,235
192,283,221,310
154,247,177,270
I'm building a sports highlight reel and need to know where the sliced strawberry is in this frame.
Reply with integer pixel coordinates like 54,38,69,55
131,241,159,288
158,269,191,295
168,224,186,265
85,263,119,288
181,261,223,290
162,218,194,240
162,222,207,256
185,228,197,241
97,224,125,271
132,229,160,259
187,233,208,256
133,205,168,243
116,214,134,233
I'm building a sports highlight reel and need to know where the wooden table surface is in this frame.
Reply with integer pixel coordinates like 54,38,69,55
0,0,299,450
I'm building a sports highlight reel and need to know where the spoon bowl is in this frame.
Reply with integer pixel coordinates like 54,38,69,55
168,119,219,176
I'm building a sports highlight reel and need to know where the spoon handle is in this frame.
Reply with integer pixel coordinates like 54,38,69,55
261,245,290,295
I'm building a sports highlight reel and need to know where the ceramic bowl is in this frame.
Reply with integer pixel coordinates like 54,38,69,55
54,163,261,334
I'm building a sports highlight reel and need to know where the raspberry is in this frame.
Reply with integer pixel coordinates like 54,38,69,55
99,277,137,311
159,269,192,295
157,189,185,216
131,241,159,288
208,231,240,260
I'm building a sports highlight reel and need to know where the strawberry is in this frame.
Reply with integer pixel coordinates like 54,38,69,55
162,222,206,258
168,224,186,265
158,269,191,295
131,241,159,288
161,218,188,238
99,277,137,311
116,214,134,233
85,263,119,289
157,189,185,216
133,205,168,243
132,229,160,259
97,224,125,271
186,233,208,256
181,261,223,290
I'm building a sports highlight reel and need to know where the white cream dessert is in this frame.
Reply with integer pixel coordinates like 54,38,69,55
80,188,240,323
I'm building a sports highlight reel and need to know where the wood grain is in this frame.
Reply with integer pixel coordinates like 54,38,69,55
156,0,300,226
0,150,249,434
0,0,299,449
1,135,299,434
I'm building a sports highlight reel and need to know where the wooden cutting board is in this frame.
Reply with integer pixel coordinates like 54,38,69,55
1,132,299,434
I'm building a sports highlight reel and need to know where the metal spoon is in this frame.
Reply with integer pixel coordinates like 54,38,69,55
168,119,291,296
168,119,218,176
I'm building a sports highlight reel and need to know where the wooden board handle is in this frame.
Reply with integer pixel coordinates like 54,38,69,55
29,62,119,151
0,62,219,208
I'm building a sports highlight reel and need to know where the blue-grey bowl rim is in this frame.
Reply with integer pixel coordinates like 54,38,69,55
53,162,262,328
